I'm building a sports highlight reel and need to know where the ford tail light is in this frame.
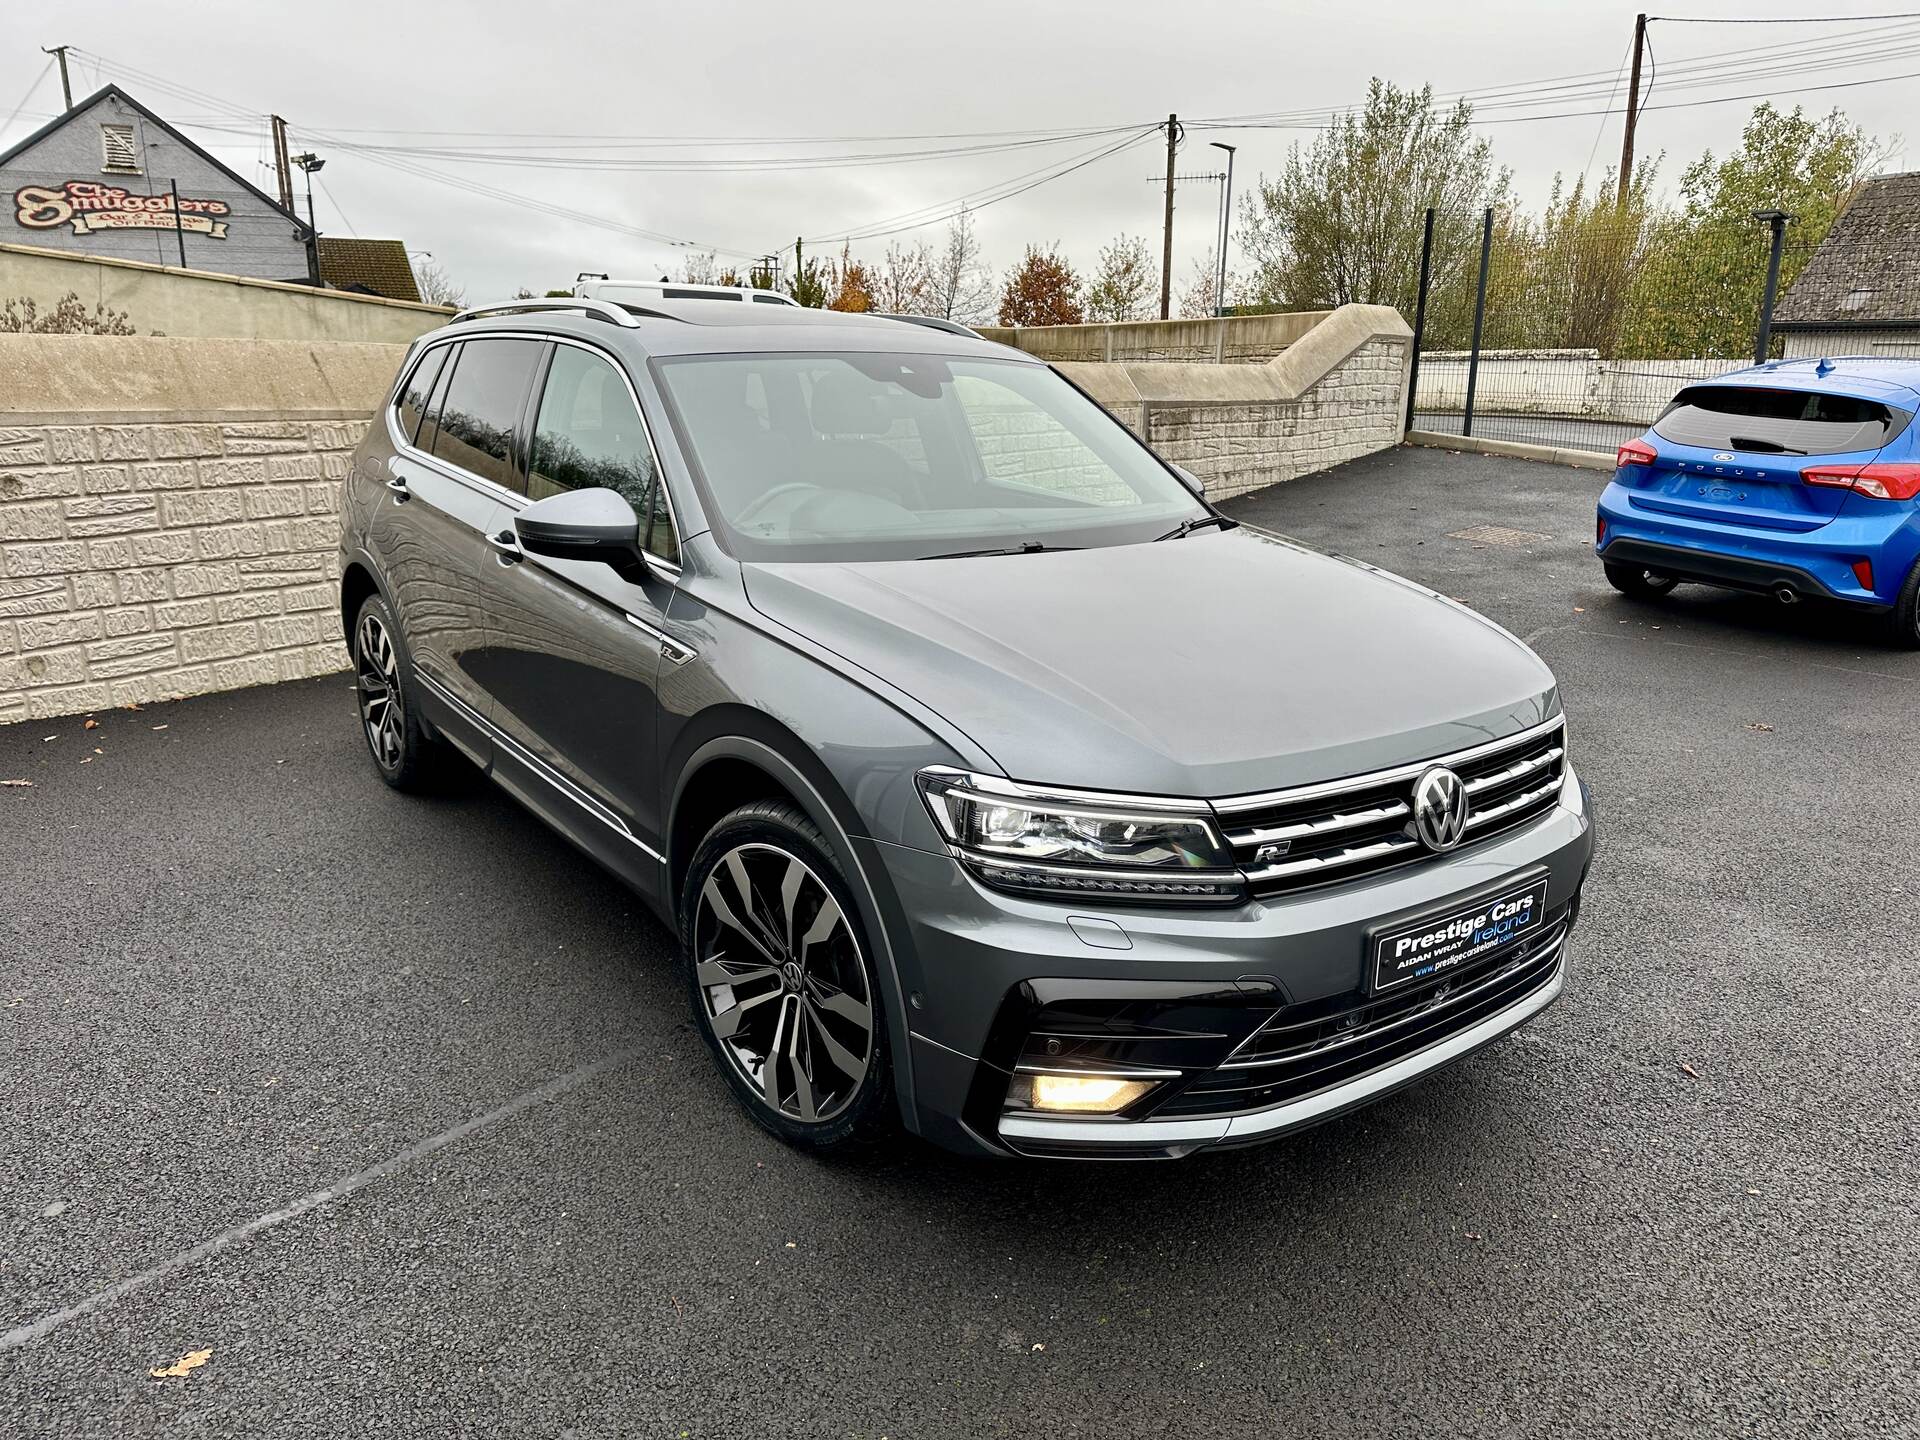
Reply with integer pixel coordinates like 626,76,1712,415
1616,439,1657,469
1802,463,1920,500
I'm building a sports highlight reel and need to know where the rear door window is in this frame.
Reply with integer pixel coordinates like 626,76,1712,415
427,337,544,493
1653,386,1908,456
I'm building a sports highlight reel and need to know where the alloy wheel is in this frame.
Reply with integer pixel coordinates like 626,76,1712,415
355,611,405,770
693,842,875,1124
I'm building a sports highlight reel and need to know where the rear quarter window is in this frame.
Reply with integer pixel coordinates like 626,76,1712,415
1653,385,1911,456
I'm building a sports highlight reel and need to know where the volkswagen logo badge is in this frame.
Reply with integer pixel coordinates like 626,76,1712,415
1412,766,1470,852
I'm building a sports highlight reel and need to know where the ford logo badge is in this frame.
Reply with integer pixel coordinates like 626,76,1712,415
1712,452,1735,461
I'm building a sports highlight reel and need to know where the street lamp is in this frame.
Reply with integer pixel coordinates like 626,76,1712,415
291,152,325,287
1209,142,1237,318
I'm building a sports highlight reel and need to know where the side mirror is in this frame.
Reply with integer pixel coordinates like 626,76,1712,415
513,487,646,577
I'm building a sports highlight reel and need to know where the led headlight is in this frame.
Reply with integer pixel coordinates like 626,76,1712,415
918,769,1243,904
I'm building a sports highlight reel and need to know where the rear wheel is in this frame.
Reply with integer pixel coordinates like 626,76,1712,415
1603,561,1680,599
681,801,893,1153
352,594,449,791
1886,559,1920,650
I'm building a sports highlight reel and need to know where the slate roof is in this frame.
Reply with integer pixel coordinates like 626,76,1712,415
316,239,423,303
1774,172,1920,328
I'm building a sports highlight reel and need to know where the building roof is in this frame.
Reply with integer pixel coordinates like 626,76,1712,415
317,239,422,303
0,83,309,235
1774,172,1920,329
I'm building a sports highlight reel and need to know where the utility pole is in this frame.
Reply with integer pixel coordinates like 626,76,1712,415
41,46,73,111
270,115,294,213
1617,13,1647,207
1160,113,1179,320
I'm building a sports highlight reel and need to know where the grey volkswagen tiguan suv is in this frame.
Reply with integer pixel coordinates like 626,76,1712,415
339,297,1594,1159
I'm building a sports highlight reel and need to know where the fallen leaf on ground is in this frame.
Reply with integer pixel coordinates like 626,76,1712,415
0,779,32,788
1745,722,1774,733
1465,1231,1483,1241
123,702,142,711
1679,1061,1701,1079
84,718,98,730
1573,606,1585,613
151,725,168,731
1031,1342,1045,1353
79,757,92,766
149,1348,212,1380
42,735,57,742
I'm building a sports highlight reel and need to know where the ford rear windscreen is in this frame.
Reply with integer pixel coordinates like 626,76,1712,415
1652,386,1910,456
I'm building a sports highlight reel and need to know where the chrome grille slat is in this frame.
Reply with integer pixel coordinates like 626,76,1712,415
1463,745,1562,795
1241,834,1423,884
1218,719,1567,896
1225,799,1411,848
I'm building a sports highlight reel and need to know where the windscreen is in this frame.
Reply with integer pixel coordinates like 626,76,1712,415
653,353,1206,561
1652,385,1907,456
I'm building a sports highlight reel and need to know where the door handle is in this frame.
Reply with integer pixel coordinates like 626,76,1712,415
486,530,522,563
384,478,409,501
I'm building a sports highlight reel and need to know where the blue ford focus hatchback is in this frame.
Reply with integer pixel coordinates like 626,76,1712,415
1595,357,1920,646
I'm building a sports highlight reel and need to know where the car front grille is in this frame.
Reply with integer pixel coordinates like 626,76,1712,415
1147,912,1568,1119
1214,717,1567,897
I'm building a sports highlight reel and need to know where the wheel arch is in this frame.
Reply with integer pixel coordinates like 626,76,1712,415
666,710,923,1133
339,560,383,646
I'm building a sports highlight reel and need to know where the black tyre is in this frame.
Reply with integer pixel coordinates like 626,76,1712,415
681,800,893,1152
1886,559,1920,650
1603,561,1680,599
351,593,448,792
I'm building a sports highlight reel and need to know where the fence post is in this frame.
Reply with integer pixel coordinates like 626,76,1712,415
1752,208,1792,365
1404,206,1436,433
1462,207,1494,438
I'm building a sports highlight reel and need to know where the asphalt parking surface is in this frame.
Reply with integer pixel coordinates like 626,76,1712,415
3,444,1916,1438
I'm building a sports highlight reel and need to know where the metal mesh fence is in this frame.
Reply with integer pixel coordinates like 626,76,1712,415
1409,205,1833,455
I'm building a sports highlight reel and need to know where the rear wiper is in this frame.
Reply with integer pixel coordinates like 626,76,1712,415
917,541,1078,560
1154,514,1238,542
1725,435,1806,455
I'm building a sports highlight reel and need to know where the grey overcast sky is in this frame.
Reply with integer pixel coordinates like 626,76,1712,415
5,0,1918,305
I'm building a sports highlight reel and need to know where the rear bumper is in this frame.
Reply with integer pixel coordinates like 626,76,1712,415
872,770,1595,1159
1597,480,1919,606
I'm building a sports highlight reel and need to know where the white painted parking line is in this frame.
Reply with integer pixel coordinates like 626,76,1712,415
0,1046,643,1353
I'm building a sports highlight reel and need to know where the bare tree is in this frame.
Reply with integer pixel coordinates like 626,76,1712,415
414,259,465,308
680,249,719,285
932,206,994,322
1083,234,1155,322
1176,248,1241,318
873,240,937,313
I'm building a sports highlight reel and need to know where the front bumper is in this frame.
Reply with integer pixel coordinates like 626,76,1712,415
869,771,1595,1158
1596,479,1919,607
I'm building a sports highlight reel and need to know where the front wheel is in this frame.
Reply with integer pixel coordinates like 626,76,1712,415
681,801,894,1152
1603,561,1680,599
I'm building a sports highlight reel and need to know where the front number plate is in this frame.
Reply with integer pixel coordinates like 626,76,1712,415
1370,876,1549,995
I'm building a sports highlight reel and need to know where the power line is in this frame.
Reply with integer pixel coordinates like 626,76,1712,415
1649,10,1920,20
803,127,1162,246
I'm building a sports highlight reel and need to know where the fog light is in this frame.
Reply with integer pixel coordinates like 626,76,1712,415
1028,1073,1156,1114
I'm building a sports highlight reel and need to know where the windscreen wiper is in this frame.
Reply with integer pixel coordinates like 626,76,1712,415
1154,514,1238,542
917,541,1079,560
1725,435,1806,455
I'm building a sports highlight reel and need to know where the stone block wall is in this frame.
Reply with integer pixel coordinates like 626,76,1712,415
0,417,368,722
1130,339,1409,501
0,334,402,726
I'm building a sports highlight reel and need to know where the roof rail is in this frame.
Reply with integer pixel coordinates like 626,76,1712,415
877,313,986,340
451,297,644,329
